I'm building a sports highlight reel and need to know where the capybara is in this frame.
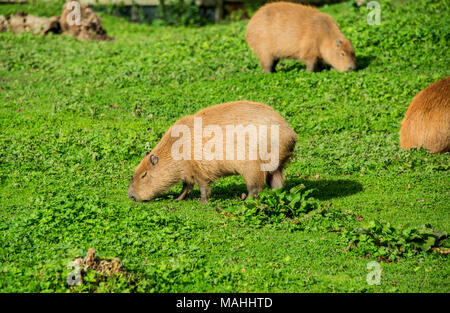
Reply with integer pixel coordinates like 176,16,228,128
400,77,450,154
245,2,356,73
128,101,297,203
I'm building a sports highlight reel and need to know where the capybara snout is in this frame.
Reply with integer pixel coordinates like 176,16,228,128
328,39,357,72
128,153,162,202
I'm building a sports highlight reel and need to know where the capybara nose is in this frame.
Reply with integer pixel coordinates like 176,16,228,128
347,65,356,72
128,190,136,201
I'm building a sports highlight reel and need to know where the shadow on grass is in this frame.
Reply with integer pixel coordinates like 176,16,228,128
191,178,362,201
275,55,374,73
355,55,375,71
283,178,363,201
162,178,362,202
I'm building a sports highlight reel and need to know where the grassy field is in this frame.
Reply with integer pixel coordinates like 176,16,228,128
0,0,449,292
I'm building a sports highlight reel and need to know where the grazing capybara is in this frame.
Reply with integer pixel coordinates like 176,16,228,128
400,77,450,154
245,2,356,73
128,101,297,203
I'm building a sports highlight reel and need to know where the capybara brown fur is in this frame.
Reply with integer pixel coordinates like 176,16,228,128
245,2,356,73
400,77,450,154
128,101,297,203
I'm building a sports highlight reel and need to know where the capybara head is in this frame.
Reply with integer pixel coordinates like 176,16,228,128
128,152,168,202
322,38,356,72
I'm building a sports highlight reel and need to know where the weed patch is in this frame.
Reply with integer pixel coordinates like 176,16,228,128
219,186,449,263
342,221,449,261
217,184,320,229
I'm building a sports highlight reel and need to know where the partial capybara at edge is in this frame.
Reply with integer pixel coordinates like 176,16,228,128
128,101,297,203
400,77,450,154
245,2,356,73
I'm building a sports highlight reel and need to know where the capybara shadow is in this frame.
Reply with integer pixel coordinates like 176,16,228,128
163,177,363,202
275,55,374,73
165,181,248,202
211,178,363,201
284,178,363,201
355,55,374,71
275,60,331,73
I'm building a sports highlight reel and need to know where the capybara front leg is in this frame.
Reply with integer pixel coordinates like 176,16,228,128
199,184,211,204
305,58,319,72
260,54,276,73
175,182,193,201
247,184,264,199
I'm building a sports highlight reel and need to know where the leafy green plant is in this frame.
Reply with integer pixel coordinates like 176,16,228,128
342,220,449,261
219,184,320,227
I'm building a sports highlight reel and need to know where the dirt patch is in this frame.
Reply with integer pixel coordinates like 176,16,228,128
70,248,124,282
0,1,112,41
59,1,113,41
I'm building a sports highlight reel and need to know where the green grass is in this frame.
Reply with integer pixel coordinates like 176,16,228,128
0,0,449,292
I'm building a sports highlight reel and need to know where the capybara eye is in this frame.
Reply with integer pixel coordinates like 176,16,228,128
145,151,150,157
341,52,345,56
141,172,147,179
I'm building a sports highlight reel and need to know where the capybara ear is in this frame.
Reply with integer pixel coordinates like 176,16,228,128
349,39,352,44
336,39,342,47
150,154,159,166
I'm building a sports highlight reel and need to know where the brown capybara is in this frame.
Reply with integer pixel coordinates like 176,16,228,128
128,101,297,203
400,77,450,154
245,2,356,73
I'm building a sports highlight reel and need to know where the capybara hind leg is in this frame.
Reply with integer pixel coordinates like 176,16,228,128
199,184,211,204
268,170,284,189
244,172,266,199
175,182,193,201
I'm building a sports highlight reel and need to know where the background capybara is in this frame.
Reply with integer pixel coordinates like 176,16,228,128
400,77,450,154
128,101,297,203
245,2,356,73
